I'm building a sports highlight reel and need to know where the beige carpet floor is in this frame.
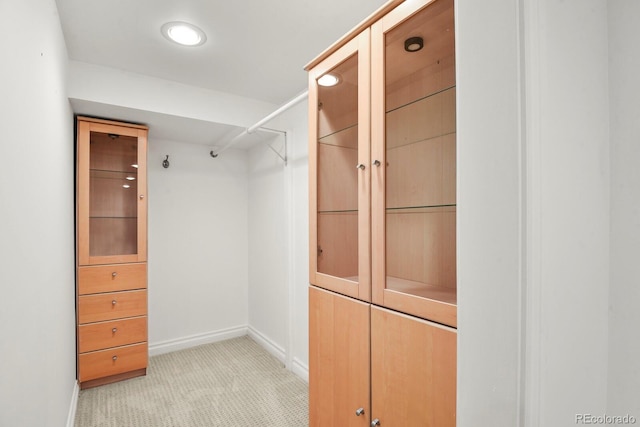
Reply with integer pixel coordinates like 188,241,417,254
74,336,309,427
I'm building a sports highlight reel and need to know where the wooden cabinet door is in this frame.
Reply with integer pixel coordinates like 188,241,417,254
370,305,456,427
309,286,370,427
308,29,372,302
77,117,148,266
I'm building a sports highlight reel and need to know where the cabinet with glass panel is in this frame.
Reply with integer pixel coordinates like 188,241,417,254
309,0,456,327
308,0,456,425
75,116,148,389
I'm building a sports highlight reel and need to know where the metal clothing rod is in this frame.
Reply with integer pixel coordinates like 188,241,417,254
210,90,308,159
247,90,308,134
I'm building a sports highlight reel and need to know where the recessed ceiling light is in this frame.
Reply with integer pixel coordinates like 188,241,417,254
122,184,131,189
161,21,207,47
318,73,340,87
126,176,136,181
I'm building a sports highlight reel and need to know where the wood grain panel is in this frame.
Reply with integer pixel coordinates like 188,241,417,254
78,316,147,353
78,263,147,295
89,132,139,172
386,87,456,150
371,306,456,426
317,212,359,279
89,171,138,218
78,290,147,324
309,287,370,427
386,207,456,288
318,54,359,139
318,143,358,212
383,0,454,87
79,342,148,383
383,287,456,327
89,218,137,257
386,133,456,209
386,55,455,112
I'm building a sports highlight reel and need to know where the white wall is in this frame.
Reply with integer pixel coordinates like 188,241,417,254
0,1,77,426
246,101,309,378
456,0,524,424
608,0,640,419
148,139,250,353
285,104,310,375
458,0,611,425
67,61,275,129
247,133,288,357
528,1,610,424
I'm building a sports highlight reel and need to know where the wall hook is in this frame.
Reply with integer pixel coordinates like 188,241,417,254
162,155,170,168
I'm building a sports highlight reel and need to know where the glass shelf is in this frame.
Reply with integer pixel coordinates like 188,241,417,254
319,209,358,214
386,204,455,212
90,216,138,219
386,84,456,114
90,169,138,177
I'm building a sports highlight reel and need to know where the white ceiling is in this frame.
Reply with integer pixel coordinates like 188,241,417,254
56,0,388,106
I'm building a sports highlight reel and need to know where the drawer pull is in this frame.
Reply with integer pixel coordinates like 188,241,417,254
112,355,118,361
112,272,117,278
112,328,117,333
112,300,117,305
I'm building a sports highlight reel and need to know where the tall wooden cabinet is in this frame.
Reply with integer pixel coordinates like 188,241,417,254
75,116,148,389
307,0,456,425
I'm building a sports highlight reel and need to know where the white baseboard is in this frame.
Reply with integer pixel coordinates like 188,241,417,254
292,357,309,383
148,325,248,356
66,380,79,427
247,326,286,365
147,325,308,384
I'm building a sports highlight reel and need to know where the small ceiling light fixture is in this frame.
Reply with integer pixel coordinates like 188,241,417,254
161,21,207,47
404,36,424,52
318,73,340,87
126,176,136,181
122,184,131,189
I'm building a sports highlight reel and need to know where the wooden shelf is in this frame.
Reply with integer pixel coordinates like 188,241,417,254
386,276,456,305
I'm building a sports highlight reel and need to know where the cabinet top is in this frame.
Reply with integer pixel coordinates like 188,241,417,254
76,115,149,131
304,0,404,71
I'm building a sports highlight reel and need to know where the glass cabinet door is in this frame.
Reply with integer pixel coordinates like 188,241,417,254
371,0,457,327
309,30,371,301
77,119,148,265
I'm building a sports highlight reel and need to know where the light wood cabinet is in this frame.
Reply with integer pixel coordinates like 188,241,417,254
307,0,456,425
309,287,370,427
75,116,148,389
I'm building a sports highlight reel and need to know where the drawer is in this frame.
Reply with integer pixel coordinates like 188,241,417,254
78,263,146,295
78,316,147,353
78,290,147,324
79,342,147,382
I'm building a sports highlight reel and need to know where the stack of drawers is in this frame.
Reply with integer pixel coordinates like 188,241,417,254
77,263,148,389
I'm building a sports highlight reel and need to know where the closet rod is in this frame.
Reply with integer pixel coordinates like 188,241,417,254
210,90,308,158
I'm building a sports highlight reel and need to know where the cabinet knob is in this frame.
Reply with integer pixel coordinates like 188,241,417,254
356,163,366,170
356,408,365,416
371,419,380,427
372,159,381,167
139,194,145,199
112,328,117,333
112,355,118,361
112,271,117,278
112,300,117,305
